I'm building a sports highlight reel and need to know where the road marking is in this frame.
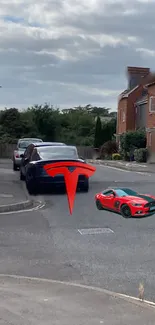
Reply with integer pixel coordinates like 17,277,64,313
137,172,151,176
98,165,130,173
0,274,154,309
99,165,151,175
0,201,45,215
0,194,13,198
78,228,114,235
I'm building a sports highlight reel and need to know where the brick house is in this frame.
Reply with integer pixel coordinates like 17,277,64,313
145,82,155,159
116,67,155,158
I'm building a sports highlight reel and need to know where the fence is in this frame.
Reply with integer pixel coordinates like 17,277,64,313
0,143,98,160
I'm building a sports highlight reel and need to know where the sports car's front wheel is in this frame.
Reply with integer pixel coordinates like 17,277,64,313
96,200,104,210
120,204,132,218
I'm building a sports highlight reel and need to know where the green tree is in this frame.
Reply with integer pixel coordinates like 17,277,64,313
0,108,23,139
94,116,102,148
29,104,61,141
0,103,117,147
102,118,116,143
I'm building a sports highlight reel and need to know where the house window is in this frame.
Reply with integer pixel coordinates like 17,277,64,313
148,132,152,147
149,96,155,113
122,111,125,122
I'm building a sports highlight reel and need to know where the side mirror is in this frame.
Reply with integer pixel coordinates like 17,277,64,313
109,193,114,198
20,154,24,158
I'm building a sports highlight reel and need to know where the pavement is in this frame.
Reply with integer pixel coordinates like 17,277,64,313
1,159,155,323
0,159,41,213
0,275,155,324
87,159,155,173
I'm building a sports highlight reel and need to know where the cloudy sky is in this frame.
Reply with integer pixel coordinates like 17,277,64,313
0,0,155,110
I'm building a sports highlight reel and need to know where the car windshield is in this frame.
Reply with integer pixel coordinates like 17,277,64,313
115,189,138,197
18,139,42,149
38,146,78,160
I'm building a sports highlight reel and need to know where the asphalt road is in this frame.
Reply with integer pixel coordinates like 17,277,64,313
1,160,155,302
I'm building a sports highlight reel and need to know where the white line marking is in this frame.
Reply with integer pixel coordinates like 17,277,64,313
98,165,130,173
0,194,13,198
118,292,155,307
0,274,154,308
78,228,114,235
99,165,151,175
0,202,45,215
137,172,151,176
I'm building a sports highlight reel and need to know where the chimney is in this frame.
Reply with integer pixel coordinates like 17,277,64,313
127,66,150,90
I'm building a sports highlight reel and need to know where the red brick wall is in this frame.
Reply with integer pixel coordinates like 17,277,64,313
127,86,143,130
117,97,127,134
146,84,155,129
117,86,143,134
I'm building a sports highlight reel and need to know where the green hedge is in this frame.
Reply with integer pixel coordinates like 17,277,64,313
134,148,148,163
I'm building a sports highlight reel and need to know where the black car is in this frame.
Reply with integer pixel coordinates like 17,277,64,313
20,142,66,181
20,144,89,194
20,142,66,180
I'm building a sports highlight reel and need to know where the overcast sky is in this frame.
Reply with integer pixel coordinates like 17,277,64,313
0,0,155,111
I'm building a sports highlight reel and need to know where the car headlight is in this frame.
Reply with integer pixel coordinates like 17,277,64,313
131,203,142,207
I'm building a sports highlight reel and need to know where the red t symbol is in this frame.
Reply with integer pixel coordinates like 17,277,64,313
44,161,96,214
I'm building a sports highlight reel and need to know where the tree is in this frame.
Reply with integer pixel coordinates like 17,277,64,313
94,116,102,148
0,103,117,147
0,108,23,139
102,118,116,143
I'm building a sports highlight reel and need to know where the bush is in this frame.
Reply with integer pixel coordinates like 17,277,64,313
134,148,148,163
112,153,121,160
120,130,146,161
120,130,146,151
119,150,130,161
100,140,118,159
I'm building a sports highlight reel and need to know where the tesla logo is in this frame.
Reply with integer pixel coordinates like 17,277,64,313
43,161,96,214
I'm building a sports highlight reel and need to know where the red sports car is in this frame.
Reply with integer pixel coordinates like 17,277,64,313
95,187,155,218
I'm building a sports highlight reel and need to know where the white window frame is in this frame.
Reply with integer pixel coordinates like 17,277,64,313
149,96,155,113
149,132,152,146
122,111,125,122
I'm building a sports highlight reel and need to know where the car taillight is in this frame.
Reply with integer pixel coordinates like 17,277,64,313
15,154,20,158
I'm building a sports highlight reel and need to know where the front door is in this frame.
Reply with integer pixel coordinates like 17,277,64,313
103,190,115,209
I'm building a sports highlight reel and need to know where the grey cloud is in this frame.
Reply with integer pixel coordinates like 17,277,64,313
0,0,155,109
0,49,59,67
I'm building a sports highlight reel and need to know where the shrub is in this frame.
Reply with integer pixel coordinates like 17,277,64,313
100,140,118,159
112,153,121,160
120,130,146,161
134,148,148,163
120,130,146,152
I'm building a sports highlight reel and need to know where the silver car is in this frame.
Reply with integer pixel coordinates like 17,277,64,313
13,138,43,170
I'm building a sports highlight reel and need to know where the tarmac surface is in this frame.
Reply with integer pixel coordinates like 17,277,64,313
1,159,155,323
0,275,155,325
0,160,40,212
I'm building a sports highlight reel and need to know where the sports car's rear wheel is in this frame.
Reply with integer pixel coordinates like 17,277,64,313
120,204,132,218
96,200,104,210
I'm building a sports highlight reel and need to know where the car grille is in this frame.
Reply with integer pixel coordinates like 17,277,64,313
144,201,155,208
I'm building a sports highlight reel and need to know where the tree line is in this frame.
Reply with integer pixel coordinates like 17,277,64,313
0,104,117,147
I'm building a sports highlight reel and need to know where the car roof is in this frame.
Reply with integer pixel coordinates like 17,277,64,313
32,142,66,147
18,138,43,142
36,144,76,150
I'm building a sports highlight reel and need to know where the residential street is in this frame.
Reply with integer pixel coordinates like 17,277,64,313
1,160,155,311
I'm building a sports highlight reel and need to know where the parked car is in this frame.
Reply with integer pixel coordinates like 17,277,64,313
13,138,43,171
20,144,89,194
20,142,66,180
